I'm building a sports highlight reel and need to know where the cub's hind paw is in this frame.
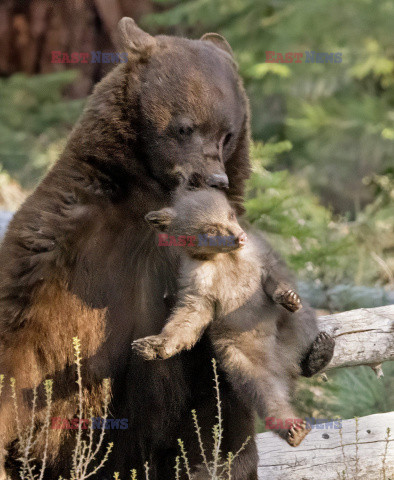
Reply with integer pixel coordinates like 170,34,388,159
300,331,335,377
286,421,310,447
274,289,302,312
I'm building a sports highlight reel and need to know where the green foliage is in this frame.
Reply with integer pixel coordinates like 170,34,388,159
328,362,394,419
246,141,393,287
293,361,394,423
246,141,345,285
0,71,85,188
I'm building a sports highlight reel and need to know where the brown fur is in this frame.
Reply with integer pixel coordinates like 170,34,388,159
133,189,309,449
0,18,330,480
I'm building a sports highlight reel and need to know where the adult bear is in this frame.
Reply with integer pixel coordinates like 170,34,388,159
0,18,334,480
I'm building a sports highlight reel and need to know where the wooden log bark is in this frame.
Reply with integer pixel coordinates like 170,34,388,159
317,305,394,371
257,412,394,479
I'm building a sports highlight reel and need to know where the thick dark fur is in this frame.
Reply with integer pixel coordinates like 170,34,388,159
133,188,309,448
0,18,334,480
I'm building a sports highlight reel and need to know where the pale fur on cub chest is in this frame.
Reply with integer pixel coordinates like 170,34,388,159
180,240,269,331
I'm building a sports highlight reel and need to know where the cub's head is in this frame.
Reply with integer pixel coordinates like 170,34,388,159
117,17,250,209
145,188,247,257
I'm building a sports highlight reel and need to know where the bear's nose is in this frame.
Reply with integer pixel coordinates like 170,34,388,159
237,232,247,247
207,173,229,189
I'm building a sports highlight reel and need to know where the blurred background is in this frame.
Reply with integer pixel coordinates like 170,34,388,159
0,0,393,427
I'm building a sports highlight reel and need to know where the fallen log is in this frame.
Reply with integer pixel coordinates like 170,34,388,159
257,305,394,479
317,305,394,371
257,412,394,479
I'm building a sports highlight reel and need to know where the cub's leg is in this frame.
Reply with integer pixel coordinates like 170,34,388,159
211,329,310,447
132,296,214,360
262,379,310,447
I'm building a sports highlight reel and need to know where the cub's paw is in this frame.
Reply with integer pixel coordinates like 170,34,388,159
286,421,310,447
300,332,335,377
274,289,302,312
132,336,167,360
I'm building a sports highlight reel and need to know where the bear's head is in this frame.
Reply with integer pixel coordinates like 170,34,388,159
116,18,251,208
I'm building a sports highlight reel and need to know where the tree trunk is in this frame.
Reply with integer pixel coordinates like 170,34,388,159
0,0,160,97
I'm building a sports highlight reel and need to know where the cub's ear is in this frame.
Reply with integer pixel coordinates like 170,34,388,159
200,33,234,58
145,208,176,231
117,17,157,61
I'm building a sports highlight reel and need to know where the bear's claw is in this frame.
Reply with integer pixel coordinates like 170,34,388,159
286,421,310,447
274,288,302,312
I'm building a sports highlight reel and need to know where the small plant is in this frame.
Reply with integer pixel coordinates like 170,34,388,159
354,417,359,478
10,378,53,480
174,456,181,480
8,337,113,480
381,427,391,480
143,461,150,480
177,359,250,480
70,337,113,480
131,469,138,480
337,418,393,480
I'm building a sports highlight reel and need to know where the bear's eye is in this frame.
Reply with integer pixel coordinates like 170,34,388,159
229,211,236,220
223,132,233,147
178,125,194,136
206,227,217,236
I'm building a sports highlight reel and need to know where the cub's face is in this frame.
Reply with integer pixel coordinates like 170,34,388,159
145,189,247,256
118,18,248,191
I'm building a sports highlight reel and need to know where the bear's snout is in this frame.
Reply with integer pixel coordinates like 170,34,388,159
237,232,247,247
207,173,229,189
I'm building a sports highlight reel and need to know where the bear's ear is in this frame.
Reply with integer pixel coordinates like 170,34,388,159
117,17,157,61
145,208,176,231
200,33,234,58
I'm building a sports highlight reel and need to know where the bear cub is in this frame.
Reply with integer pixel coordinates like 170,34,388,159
133,187,309,446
